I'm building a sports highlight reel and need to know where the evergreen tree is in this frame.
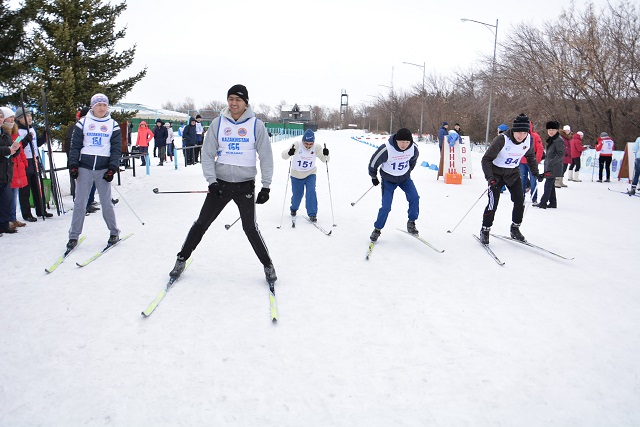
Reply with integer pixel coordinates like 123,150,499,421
25,0,145,138
0,0,35,105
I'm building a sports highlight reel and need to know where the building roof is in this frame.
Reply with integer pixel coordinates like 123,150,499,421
112,102,189,121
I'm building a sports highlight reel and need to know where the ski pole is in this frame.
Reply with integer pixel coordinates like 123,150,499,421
523,185,540,217
152,187,208,194
350,185,375,207
446,188,488,233
111,184,145,225
276,157,293,229
324,143,336,227
225,217,241,230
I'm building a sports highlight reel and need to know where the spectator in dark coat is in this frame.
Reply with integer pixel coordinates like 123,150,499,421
182,117,197,165
152,119,168,166
535,121,565,209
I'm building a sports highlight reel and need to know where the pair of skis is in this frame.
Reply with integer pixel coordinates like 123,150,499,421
44,234,133,273
291,214,332,236
474,233,573,265
141,259,279,322
366,229,444,260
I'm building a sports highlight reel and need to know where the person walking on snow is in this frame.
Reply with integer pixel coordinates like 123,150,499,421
67,93,122,249
368,128,420,242
281,129,329,223
479,113,542,245
168,84,277,283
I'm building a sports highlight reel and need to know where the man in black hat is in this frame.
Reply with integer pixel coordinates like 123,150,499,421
169,84,277,285
479,113,542,244
368,128,420,242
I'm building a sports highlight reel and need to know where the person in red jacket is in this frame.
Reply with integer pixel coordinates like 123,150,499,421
596,132,615,182
519,121,544,203
135,121,154,166
568,131,588,182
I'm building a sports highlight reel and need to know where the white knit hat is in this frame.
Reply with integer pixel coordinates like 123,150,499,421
0,107,15,119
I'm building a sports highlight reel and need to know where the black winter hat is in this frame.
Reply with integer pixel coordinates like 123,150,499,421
227,84,249,104
196,114,202,119
546,120,560,130
511,113,530,133
395,128,413,142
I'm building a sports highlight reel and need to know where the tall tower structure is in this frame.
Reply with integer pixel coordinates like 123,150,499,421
340,89,349,120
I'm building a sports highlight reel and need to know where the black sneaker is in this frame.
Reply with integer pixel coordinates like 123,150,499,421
370,228,381,242
290,210,297,217
407,220,419,235
309,215,317,223
264,264,277,282
66,239,78,250
480,226,490,244
86,205,100,213
510,223,526,242
112,198,119,205
43,212,53,218
169,256,187,279
24,217,37,222
628,187,636,195
107,235,120,245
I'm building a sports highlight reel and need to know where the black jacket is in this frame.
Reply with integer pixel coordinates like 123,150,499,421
482,130,539,186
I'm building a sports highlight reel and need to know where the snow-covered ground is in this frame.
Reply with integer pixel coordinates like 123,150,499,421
1,129,639,426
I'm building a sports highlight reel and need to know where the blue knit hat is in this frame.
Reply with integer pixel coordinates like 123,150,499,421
302,129,315,142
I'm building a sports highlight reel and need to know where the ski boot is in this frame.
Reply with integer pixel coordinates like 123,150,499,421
407,220,419,235
370,228,381,242
264,264,277,282
480,226,490,245
169,256,187,279
510,222,526,242
66,239,78,250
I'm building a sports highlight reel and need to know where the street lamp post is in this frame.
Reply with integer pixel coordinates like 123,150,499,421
461,17,498,146
378,84,393,135
402,61,426,141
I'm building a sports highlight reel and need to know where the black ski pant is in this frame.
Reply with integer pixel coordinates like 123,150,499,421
177,180,272,266
482,177,525,228
599,156,612,180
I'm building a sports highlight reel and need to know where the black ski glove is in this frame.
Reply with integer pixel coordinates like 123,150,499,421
323,147,329,156
70,166,79,180
103,166,116,182
487,177,498,188
372,177,380,186
208,182,223,198
256,188,270,204
287,146,295,156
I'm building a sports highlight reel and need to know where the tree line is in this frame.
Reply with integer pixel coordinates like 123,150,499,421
2,1,638,148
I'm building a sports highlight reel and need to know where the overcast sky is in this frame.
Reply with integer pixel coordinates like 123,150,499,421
111,0,610,111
